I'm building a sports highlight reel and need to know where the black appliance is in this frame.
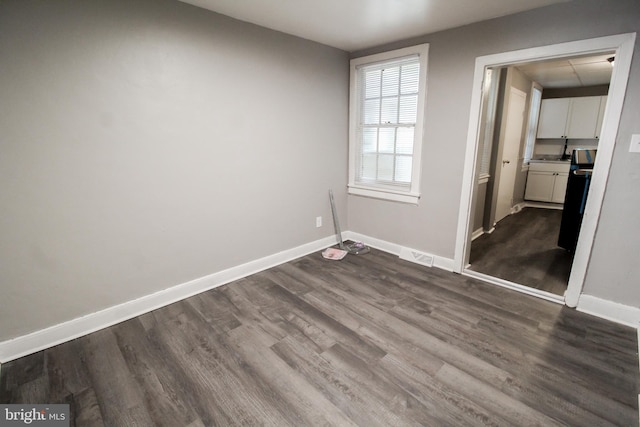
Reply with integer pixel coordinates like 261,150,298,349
558,149,596,251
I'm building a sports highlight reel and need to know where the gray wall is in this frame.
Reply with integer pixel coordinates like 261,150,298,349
0,0,349,341
349,0,640,307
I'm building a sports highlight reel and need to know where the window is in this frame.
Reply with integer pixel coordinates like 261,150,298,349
348,44,429,204
523,83,543,166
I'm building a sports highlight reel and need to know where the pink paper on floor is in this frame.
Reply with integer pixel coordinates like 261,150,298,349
321,247,347,260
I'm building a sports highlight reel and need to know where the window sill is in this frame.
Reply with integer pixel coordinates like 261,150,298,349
348,185,420,205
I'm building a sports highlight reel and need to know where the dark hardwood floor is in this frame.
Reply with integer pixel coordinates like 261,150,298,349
469,207,573,295
1,249,637,426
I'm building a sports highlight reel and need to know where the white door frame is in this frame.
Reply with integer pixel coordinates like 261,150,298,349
454,33,636,307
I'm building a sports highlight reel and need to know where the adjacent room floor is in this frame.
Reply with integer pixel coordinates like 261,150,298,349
469,207,573,296
1,249,637,426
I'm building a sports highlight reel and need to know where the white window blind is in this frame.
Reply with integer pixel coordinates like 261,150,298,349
356,57,419,188
348,44,428,204
478,68,500,178
524,85,542,164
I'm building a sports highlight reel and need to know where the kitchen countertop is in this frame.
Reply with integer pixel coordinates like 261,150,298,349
528,159,571,172
530,157,571,164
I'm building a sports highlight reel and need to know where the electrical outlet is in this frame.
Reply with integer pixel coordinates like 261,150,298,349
629,134,640,153
316,216,322,228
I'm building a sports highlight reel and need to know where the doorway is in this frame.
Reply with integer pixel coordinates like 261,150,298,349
454,33,636,307
468,56,610,299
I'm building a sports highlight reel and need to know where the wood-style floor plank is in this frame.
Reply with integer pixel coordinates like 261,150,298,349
226,324,356,427
469,207,572,295
1,248,637,426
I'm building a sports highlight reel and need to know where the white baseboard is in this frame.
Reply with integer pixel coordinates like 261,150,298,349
345,231,402,255
510,202,526,214
577,295,640,329
0,235,339,363
523,201,564,210
5,230,632,364
471,228,484,241
0,231,455,363
345,231,455,272
433,256,455,272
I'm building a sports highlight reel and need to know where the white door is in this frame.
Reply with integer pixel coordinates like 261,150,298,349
495,87,527,223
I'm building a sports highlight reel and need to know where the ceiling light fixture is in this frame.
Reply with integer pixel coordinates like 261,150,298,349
607,56,615,67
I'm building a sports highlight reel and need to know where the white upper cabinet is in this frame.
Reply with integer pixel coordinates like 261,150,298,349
537,95,606,139
536,98,571,138
565,96,601,139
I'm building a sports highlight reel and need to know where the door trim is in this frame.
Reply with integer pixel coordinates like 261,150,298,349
463,270,564,305
454,33,636,307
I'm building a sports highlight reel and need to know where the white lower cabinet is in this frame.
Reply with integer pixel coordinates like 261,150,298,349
525,171,556,202
525,162,570,203
551,172,569,204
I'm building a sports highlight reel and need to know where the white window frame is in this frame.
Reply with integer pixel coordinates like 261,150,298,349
348,44,429,205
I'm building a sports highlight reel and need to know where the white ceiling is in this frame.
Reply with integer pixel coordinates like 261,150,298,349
178,0,608,89
516,54,614,88
178,0,569,52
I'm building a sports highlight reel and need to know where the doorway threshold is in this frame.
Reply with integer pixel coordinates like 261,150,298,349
462,269,564,305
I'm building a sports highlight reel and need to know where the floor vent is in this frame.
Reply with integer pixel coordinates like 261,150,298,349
399,247,434,267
